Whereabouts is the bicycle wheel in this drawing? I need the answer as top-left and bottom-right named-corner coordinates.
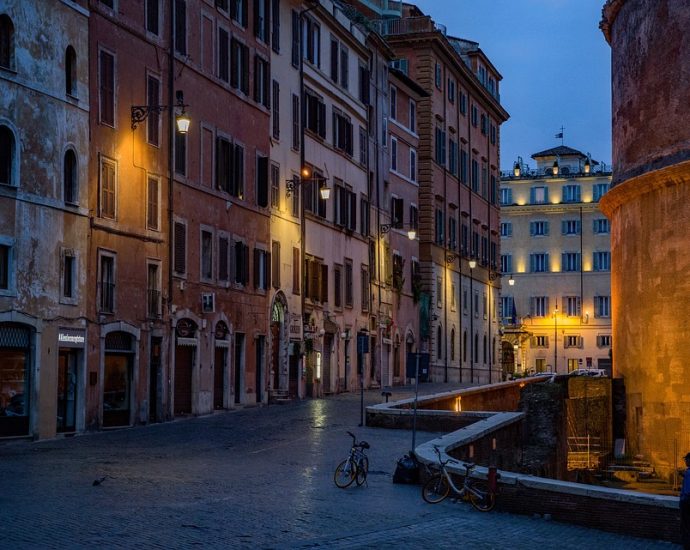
top-left (355, 456), bottom-right (369, 486)
top-left (422, 474), bottom-right (450, 504)
top-left (334, 459), bottom-right (357, 488)
top-left (468, 480), bottom-right (496, 512)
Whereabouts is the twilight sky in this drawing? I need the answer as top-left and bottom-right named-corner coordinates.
top-left (412, 0), bottom-right (612, 171)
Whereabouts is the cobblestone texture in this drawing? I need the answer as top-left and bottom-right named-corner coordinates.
top-left (0, 383), bottom-right (679, 549)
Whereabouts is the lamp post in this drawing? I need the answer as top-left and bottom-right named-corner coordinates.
top-left (553, 302), bottom-right (559, 374)
top-left (468, 257), bottom-right (476, 384)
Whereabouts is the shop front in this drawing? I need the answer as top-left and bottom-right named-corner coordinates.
top-left (0, 323), bottom-right (32, 437)
top-left (103, 331), bottom-right (135, 428)
top-left (57, 328), bottom-right (85, 433)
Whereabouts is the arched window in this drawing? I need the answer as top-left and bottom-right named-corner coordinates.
top-left (450, 329), bottom-right (455, 361)
top-left (65, 45), bottom-right (77, 96)
top-left (63, 149), bottom-right (77, 203)
top-left (436, 325), bottom-right (443, 360)
top-left (0, 15), bottom-right (14, 70)
top-left (0, 125), bottom-right (15, 186)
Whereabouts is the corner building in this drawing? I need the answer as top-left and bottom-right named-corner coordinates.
top-left (601, 0), bottom-right (690, 477)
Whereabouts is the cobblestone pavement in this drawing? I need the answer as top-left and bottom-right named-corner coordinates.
top-left (0, 383), bottom-right (678, 549)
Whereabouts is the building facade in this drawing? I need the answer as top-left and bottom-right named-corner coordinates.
top-left (0, 0), bottom-right (90, 439)
top-left (601, 0), bottom-right (690, 477)
top-left (499, 146), bottom-right (612, 378)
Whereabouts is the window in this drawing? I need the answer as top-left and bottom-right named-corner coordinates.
top-left (270, 162), bottom-right (279, 208)
top-left (345, 260), bottom-right (353, 307)
top-left (448, 138), bottom-right (458, 176)
top-left (256, 154), bottom-right (269, 208)
top-left (447, 78), bottom-right (455, 102)
top-left (292, 94), bottom-right (300, 150)
top-left (230, 39), bottom-right (249, 94)
top-left (561, 252), bottom-right (581, 272)
top-left (459, 91), bottom-right (466, 115)
top-left (99, 157), bottom-right (116, 219)
top-left (253, 248), bottom-right (269, 290)
top-left (305, 258), bottom-right (327, 302)
top-left (359, 64), bottom-right (370, 104)
top-left (272, 80), bottom-right (280, 139)
top-left (0, 242), bottom-right (11, 291)
top-left (593, 183), bottom-right (610, 201)
top-left (215, 136), bottom-right (232, 191)
top-left (201, 229), bottom-right (213, 281)
top-left (409, 205), bottom-right (418, 233)
top-left (359, 126), bottom-right (367, 166)
top-left (333, 264), bottom-right (342, 309)
top-left (562, 184), bottom-right (581, 203)
top-left (361, 265), bottom-right (369, 312)
top-left (435, 127), bottom-right (446, 166)
top-left (175, 132), bottom-right (186, 175)
top-left (434, 62), bottom-right (441, 88)
top-left (562, 219), bottom-right (581, 235)
top-left (271, 0), bottom-right (280, 52)
top-left (389, 85), bottom-right (397, 120)
top-left (100, 0), bottom-right (114, 7)
top-left (0, 126), bottom-right (14, 186)
top-left (436, 277), bottom-right (443, 308)
top-left (334, 183), bottom-right (356, 231)
top-left (594, 295), bottom-right (610, 318)
top-left (471, 105), bottom-right (478, 127)
top-left (305, 90), bottom-right (326, 138)
top-left (435, 209), bottom-right (445, 245)
top-left (218, 235), bottom-right (230, 282)
top-left (173, 221), bottom-right (187, 275)
top-left (146, 74), bottom-right (161, 146)
top-left (254, 0), bottom-right (270, 43)
top-left (460, 149), bottom-right (468, 185)
top-left (500, 222), bottom-right (512, 237)
top-left (99, 49), bottom-right (115, 126)
top-left (332, 109), bottom-right (353, 155)
top-left (0, 14), bottom-right (15, 70)
top-left (490, 124), bottom-right (496, 145)
top-left (292, 246), bottom-right (300, 295)
top-left (291, 175), bottom-right (300, 217)
top-left (530, 186), bottom-right (548, 204)
top-left (63, 149), bottom-right (78, 204)
top-left (500, 296), bottom-right (514, 321)
top-left (360, 196), bottom-right (370, 236)
top-left (234, 240), bottom-right (250, 285)
top-left (302, 16), bottom-right (320, 66)
top-left (533, 335), bottom-right (549, 348)
top-left (530, 296), bottom-right (549, 317)
top-left (500, 254), bottom-right (512, 274)
top-left (65, 46), bottom-right (77, 96)
top-left (480, 113), bottom-right (487, 135)
top-left (147, 175), bottom-right (160, 230)
top-left (471, 159), bottom-right (478, 192)
top-left (565, 335), bottom-right (582, 349)
top-left (147, 262), bottom-right (160, 317)
top-left (218, 27), bottom-right (230, 82)
top-left (329, 38), bottom-right (348, 89)
top-left (564, 296), bottom-right (581, 317)
top-left (174, 0), bottom-right (187, 55)
top-left (62, 251), bottom-right (75, 299)
top-left (409, 149), bottom-right (417, 182)
top-left (99, 254), bottom-right (115, 313)
top-left (530, 220), bottom-right (549, 236)
top-left (593, 218), bottom-right (610, 234)
top-left (146, 0), bottom-right (159, 35)
top-left (409, 100), bottom-right (416, 132)
top-left (231, 0), bottom-right (248, 27)
top-left (291, 9), bottom-right (299, 67)
top-left (593, 251), bottom-right (611, 271)
top-left (390, 197), bottom-right (403, 228)
top-left (254, 56), bottom-right (270, 108)
top-left (529, 253), bottom-right (549, 273)
top-left (390, 137), bottom-right (398, 171)
top-left (597, 335), bottom-right (612, 347)
top-left (271, 240), bottom-right (280, 288)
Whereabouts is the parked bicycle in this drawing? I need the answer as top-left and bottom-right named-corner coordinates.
top-left (422, 445), bottom-right (496, 511)
top-left (334, 431), bottom-right (370, 488)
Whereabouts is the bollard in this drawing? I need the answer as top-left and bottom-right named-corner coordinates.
top-left (381, 390), bottom-right (392, 403)
top-left (488, 466), bottom-right (500, 493)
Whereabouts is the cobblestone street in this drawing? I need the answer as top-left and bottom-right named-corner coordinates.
top-left (0, 385), bottom-right (678, 549)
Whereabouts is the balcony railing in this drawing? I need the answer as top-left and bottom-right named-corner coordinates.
top-left (374, 16), bottom-right (446, 37)
top-left (359, 0), bottom-right (402, 17)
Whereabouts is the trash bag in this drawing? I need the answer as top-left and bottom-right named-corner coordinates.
top-left (393, 454), bottom-right (419, 484)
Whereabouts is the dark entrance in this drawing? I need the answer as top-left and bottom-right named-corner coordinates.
top-left (214, 347), bottom-right (226, 409)
top-left (0, 323), bottom-right (31, 437)
top-left (174, 346), bottom-right (194, 415)
top-left (103, 331), bottom-right (134, 428)
top-left (288, 351), bottom-right (299, 398)
top-left (271, 322), bottom-right (280, 389)
top-left (322, 334), bottom-right (333, 393)
top-left (149, 337), bottom-right (162, 422)
top-left (57, 350), bottom-right (77, 432)
top-left (256, 336), bottom-right (265, 403)
top-left (234, 333), bottom-right (244, 404)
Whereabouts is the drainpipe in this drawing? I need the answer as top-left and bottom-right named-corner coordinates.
top-left (167, 0), bottom-right (175, 421)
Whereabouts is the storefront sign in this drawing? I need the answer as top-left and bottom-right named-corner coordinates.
top-left (58, 328), bottom-right (85, 348)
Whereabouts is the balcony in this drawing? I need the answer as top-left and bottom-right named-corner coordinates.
top-left (374, 16), bottom-right (446, 37)
top-left (359, 0), bottom-right (402, 18)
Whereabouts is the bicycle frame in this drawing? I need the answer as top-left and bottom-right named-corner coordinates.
top-left (438, 463), bottom-right (484, 500)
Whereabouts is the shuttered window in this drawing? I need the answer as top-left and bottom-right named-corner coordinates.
top-left (174, 222), bottom-right (186, 275)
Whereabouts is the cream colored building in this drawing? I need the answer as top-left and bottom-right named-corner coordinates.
top-left (499, 146), bottom-right (612, 377)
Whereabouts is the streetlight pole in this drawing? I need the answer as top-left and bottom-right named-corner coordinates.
top-left (469, 257), bottom-right (476, 384)
top-left (553, 302), bottom-right (558, 373)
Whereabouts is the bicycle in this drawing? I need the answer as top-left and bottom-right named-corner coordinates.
top-left (334, 431), bottom-right (370, 488)
top-left (421, 445), bottom-right (496, 511)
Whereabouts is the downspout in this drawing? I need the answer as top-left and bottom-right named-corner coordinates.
top-left (442, 64), bottom-right (448, 384)
top-left (167, 0), bottom-right (175, 420)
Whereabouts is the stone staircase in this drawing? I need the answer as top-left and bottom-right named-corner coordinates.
top-left (268, 389), bottom-right (292, 405)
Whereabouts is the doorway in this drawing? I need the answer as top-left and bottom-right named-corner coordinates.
top-left (214, 347), bottom-right (226, 409)
top-left (174, 346), bottom-right (194, 415)
top-left (322, 334), bottom-right (333, 393)
top-left (148, 337), bottom-right (161, 422)
top-left (103, 353), bottom-right (132, 427)
top-left (256, 336), bottom-right (265, 403)
top-left (57, 350), bottom-right (78, 432)
top-left (234, 333), bottom-right (244, 404)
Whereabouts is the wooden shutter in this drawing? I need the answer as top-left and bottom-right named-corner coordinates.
top-left (330, 38), bottom-right (339, 82)
top-left (293, 247), bottom-right (300, 295)
top-left (174, 222), bottom-right (186, 275)
top-left (320, 264), bottom-right (328, 303)
top-left (253, 247), bottom-right (260, 288)
top-left (272, 241), bottom-right (280, 288)
top-left (257, 155), bottom-right (269, 207)
top-left (219, 237), bottom-right (229, 281)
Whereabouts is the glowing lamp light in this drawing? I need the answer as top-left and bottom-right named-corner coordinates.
top-left (407, 229), bottom-right (417, 240)
top-left (584, 158), bottom-right (591, 174)
top-left (176, 110), bottom-right (191, 134)
top-left (469, 258), bottom-right (477, 269)
top-left (513, 161), bottom-right (521, 177)
top-left (508, 274), bottom-right (515, 286)
top-left (552, 160), bottom-right (559, 176)
top-left (319, 185), bottom-right (331, 200)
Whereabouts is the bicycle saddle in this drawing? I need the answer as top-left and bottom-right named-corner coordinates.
top-left (359, 441), bottom-right (370, 449)
top-left (464, 462), bottom-right (476, 469)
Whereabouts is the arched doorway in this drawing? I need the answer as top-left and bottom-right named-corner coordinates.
top-left (270, 294), bottom-right (288, 392)
top-left (0, 323), bottom-right (32, 437)
top-left (103, 331), bottom-right (135, 427)
top-left (214, 321), bottom-right (230, 409)
top-left (175, 318), bottom-right (197, 415)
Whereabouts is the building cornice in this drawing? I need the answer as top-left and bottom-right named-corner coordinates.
top-left (600, 0), bottom-right (628, 44)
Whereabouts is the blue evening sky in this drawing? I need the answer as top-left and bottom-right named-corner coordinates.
top-left (412, 0), bottom-right (612, 171)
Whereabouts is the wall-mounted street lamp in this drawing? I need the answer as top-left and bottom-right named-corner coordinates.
top-left (552, 159), bottom-right (560, 176)
top-left (286, 167), bottom-right (331, 200)
top-left (508, 273), bottom-right (515, 286)
top-left (513, 156), bottom-right (523, 177)
top-left (380, 222), bottom-right (417, 240)
top-left (468, 258), bottom-right (477, 269)
top-left (131, 90), bottom-right (190, 134)
top-left (584, 157), bottom-right (591, 175)
top-left (445, 253), bottom-right (458, 264)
